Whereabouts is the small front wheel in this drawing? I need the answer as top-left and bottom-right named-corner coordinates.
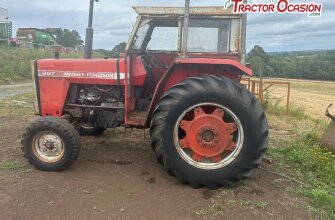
top-left (21, 117), bottom-right (81, 171)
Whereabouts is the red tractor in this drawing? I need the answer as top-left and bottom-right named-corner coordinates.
top-left (21, 5), bottom-right (268, 188)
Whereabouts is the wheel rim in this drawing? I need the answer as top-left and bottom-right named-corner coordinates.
top-left (174, 103), bottom-right (244, 170)
top-left (32, 131), bottom-right (65, 163)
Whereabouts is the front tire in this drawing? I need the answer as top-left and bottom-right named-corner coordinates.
top-left (150, 75), bottom-right (268, 188)
top-left (21, 117), bottom-right (81, 171)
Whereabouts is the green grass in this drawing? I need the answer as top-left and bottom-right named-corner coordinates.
top-left (271, 132), bottom-right (335, 218)
top-left (0, 162), bottom-right (27, 171)
top-left (0, 93), bottom-right (34, 117)
top-left (262, 92), bottom-right (308, 120)
top-left (0, 137), bottom-right (6, 145)
top-left (0, 47), bottom-right (105, 85)
top-left (255, 201), bottom-right (269, 210)
top-left (239, 199), bottom-right (253, 208)
top-left (265, 102), bottom-right (335, 219)
top-left (195, 203), bottom-right (225, 217)
top-left (1, 47), bottom-right (53, 84)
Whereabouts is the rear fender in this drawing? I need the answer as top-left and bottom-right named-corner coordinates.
top-left (145, 58), bottom-right (252, 126)
top-left (175, 58), bottom-right (252, 77)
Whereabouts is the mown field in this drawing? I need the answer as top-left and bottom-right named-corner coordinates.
top-left (263, 78), bottom-right (335, 120)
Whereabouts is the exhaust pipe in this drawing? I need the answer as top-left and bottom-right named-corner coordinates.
top-left (84, 0), bottom-right (99, 59)
top-left (181, 0), bottom-right (190, 58)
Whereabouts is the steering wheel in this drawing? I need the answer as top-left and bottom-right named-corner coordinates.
top-left (145, 50), bottom-right (169, 70)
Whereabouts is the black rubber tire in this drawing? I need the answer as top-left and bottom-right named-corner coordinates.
top-left (150, 75), bottom-right (268, 188)
top-left (21, 117), bottom-right (81, 171)
top-left (74, 123), bottom-right (106, 136)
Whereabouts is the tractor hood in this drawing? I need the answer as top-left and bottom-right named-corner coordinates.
top-left (37, 59), bottom-right (126, 81)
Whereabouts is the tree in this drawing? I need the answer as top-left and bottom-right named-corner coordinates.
top-left (94, 42), bottom-right (127, 58)
top-left (56, 29), bottom-right (83, 48)
top-left (247, 46), bottom-right (335, 80)
top-left (112, 42), bottom-right (127, 57)
top-left (247, 45), bottom-right (270, 77)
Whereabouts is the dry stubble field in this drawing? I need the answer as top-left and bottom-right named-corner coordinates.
top-left (263, 78), bottom-right (335, 119)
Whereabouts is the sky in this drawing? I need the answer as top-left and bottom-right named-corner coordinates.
top-left (0, 0), bottom-right (334, 52)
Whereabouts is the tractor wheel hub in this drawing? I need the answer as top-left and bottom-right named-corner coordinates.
top-left (196, 126), bottom-right (219, 149)
top-left (32, 132), bottom-right (65, 163)
top-left (179, 107), bottom-right (237, 163)
top-left (201, 129), bottom-right (215, 143)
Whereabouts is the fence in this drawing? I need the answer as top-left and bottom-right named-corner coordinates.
top-left (241, 78), bottom-right (291, 113)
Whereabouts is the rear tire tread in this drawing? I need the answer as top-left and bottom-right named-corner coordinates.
top-left (150, 75), bottom-right (268, 188)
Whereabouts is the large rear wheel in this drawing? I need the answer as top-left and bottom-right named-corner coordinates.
top-left (150, 75), bottom-right (268, 188)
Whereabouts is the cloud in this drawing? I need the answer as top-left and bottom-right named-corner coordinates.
top-left (246, 0), bottom-right (335, 51)
top-left (0, 0), bottom-right (333, 51)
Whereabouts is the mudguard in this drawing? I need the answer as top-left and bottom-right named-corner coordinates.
top-left (175, 58), bottom-right (253, 76)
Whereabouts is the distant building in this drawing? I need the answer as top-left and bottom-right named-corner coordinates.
top-left (0, 7), bottom-right (8, 22)
top-left (0, 7), bottom-right (11, 43)
top-left (75, 45), bottom-right (84, 53)
top-left (45, 28), bottom-right (62, 34)
top-left (17, 28), bottom-right (55, 48)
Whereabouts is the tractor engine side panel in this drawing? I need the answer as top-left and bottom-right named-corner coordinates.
top-left (36, 59), bottom-right (128, 117)
top-left (39, 78), bottom-right (70, 116)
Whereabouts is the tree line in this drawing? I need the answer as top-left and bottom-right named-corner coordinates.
top-left (247, 45), bottom-right (335, 81)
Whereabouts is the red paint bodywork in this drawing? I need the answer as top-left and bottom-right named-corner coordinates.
top-left (36, 54), bottom-right (252, 127)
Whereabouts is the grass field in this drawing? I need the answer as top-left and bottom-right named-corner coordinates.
top-left (262, 78), bottom-right (335, 120)
top-left (0, 47), bottom-right (106, 85)
top-left (261, 79), bottom-right (335, 219)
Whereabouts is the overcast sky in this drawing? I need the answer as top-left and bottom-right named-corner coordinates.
top-left (0, 0), bottom-right (334, 52)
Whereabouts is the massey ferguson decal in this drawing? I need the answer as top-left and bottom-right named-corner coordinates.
top-left (227, 0), bottom-right (322, 17)
top-left (38, 70), bottom-right (126, 79)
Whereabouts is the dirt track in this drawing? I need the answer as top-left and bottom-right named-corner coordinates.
top-left (0, 83), bottom-right (32, 101)
top-left (0, 85), bottom-right (315, 220)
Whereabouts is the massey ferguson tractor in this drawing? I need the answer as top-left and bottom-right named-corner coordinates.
top-left (21, 2), bottom-right (268, 188)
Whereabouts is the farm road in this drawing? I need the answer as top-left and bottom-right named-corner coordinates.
top-left (0, 82), bottom-right (32, 100)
